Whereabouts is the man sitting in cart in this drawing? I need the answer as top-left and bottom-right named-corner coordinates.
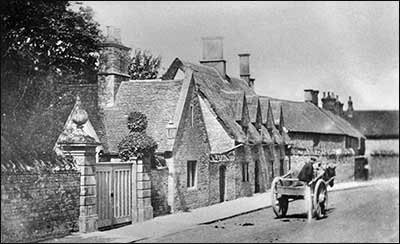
top-left (293, 157), bottom-right (336, 186)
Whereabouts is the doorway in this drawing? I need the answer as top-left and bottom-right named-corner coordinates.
top-left (255, 160), bottom-right (260, 193)
top-left (219, 165), bottom-right (226, 202)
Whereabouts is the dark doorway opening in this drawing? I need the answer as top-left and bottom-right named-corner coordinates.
top-left (255, 160), bottom-right (260, 193)
top-left (219, 165), bottom-right (226, 202)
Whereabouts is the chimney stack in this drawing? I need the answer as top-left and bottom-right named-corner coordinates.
top-left (304, 89), bottom-right (319, 106)
top-left (334, 96), bottom-right (344, 116)
top-left (238, 53), bottom-right (252, 87)
top-left (97, 26), bottom-right (130, 108)
top-left (321, 91), bottom-right (337, 113)
top-left (105, 26), bottom-right (122, 44)
top-left (347, 96), bottom-right (354, 118)
top-left (200, 37), bottom-right (226, 78)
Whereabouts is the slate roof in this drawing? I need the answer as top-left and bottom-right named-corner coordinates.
top-left (105, 79), bottom-right (185, 153)
top-left (259, 96), bottom-right (364, 139)
top-left (321, 110), bottom-right (365, 139)
top-left (346, 110), bottom-right (399, 139)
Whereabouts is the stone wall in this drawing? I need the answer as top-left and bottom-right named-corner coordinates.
top-left (368, 155), bottom-right (399, 179)
top-left (172, 86), bottom-right (211, 211)
top-left (1, 161), bottom-right (80, 243)
top-left (150, 168), bottom-right (170, 217)
top-left (289, 132), bottom-right (345, 153)
top-left (366, 139), bottom-right (399, 155)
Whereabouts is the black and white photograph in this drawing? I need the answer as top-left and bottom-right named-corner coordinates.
top-left (1, 1), bottom-right (399, 243)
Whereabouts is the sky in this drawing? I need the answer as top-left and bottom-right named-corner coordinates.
top-left (82, 1), bottom-right (399, 110)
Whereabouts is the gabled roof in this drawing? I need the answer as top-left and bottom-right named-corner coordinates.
top-left (260, 96), bottom-right (347, 136)
top-left (198, 94), bottom-right (235, 153)
top-left (278, 105), bottom-right (292, 144)
top-left (346, 110), bottom-right (399, 139)
top-left (321, 109), bottom-right (365, 139)
top-left (165, 59), bottom-right (248, 143)
top-left (163, 57), bottom-right (365, 148)
top-left (248, 123), bottom-right (262, 144)
top-left (246, 95), bottom-right (259, 123)
top-left (260, 125), bottom-right (273, 145)
top-left (104, 79), bottom-right (185, 153)
top-left (265, 100), bottom-right (283, 144)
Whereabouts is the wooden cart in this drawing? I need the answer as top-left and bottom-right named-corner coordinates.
top-left (271, 169), bottom-right (335, 222)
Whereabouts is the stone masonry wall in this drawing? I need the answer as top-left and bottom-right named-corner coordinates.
top-left (150, 168), bottom-right (171, 217)
top-left (289, 132), bottom-right (345, 153)
top-left (1, 165), bottom-right (80, 243)
top-left (234, 145), bottom-right (254, 199)
top-left (173, 86), bottom-right (211, 211)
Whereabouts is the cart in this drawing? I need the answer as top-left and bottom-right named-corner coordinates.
top-left (271, 167), bottom-right (335, 221)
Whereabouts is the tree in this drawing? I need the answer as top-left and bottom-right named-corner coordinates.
top-left (118, 112), bottom-right (157, 160)
top-left (128, 49), bottom-right (162, 80)
top-left (1, 1), bottom-right (103, 162)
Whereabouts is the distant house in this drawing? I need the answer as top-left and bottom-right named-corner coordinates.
top-left (55, 31), bottom-right (365, 216)
top-left (343, 99), bottom-right (399, 155)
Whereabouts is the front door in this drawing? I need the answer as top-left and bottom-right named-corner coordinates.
top-left (219, 165), bottom-right (226, 202)
top-left (255, 160), bottom-right (260, 193)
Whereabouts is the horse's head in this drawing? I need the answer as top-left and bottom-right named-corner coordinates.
top-left (323, 163), bottom-right (336, 187)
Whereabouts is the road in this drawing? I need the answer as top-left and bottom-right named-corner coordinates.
top-left (139, 179), bottom-right (399, 243)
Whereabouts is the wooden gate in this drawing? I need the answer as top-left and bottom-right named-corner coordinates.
top-left (96, 162), bottom-right (134, 228)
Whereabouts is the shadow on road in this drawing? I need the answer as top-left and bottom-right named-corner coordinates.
top-left (277, 207), bottom-right (336, 222)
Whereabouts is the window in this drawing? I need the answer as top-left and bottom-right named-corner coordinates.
top-left (187, 161), bottom-right (197, 188)
top-left (345, 136), bottom-right (351, 148)
top-left (242, 162), bottom-right (249, 182)
top-left (313, 135), bottom-right (320, 147)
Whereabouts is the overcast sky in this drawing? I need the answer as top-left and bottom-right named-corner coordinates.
top-left (82, 1), bottom-right (399, 110)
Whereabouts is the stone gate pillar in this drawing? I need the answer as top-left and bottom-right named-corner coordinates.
top-left (132, 156), bottom-right (153, 222)
top-left (58, 96), bottom-right (100, 233)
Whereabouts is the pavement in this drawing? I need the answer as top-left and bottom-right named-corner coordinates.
top-left (41, 177), bottom-right (398, 243)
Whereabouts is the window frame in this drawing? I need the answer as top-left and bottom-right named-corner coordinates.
top-left (187, 160), bottom-right (197, 189)
top-left (242, 162), bottom-right (249, 182)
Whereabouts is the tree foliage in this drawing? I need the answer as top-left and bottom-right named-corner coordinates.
top-left (127, 111), bottom-right (148, 132)
top-left (128, 49), bottom-right (161, 80)
top-left (118, 112), bottom-right (157, 160)
top-left (1, 1), bottom-right (103, 162)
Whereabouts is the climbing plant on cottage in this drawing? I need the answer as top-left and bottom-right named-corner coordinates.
top-left (118, 112), bottom-right (157, 160)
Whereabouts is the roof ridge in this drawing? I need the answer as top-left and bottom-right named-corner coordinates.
top-left (259, 95), bottom-right (305, 104)
top-left (125, 79), bottom-right (183, 83)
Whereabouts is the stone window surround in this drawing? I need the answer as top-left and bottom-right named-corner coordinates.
top-left (187, 160), bottom-right (197, 189)
top-left (242, 162), bottom-right (249, 182)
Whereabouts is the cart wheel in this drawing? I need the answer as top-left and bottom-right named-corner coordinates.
top-left (271, 177), bottom-right (289, 218)
top-left (313, 179), bottom-right (328, 219)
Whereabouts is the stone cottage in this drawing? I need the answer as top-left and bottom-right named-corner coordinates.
top-left (55, 29), bottom-right (365, 225)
